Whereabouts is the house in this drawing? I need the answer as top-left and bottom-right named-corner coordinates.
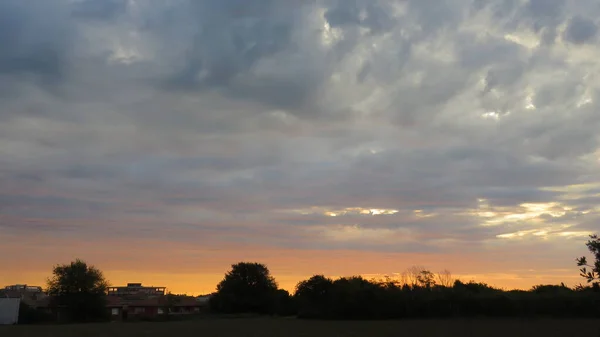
top-left (106, 296), bottom-right (164, 319)
top-left (105, 283), bottom-right (209, 320)
top-left (106, 295), bottom-right (209, 320)
top-left (1, 283), bottom-right (210, 322)
top-left (0, 285), bottom-right (49, 311)
top-left (167, 296), bottom-right (210, 315)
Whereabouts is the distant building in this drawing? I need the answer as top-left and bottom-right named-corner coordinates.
top-left (1, 285), bottom-right (47, 304)
top-left (0, 284), bottom-right (50, 315)
top-left (106, 295), bottom-right (209, 320)
top-left (107, 283), bottom-right (166, 297)
top-left (3, 284), bottom-right (43, 294)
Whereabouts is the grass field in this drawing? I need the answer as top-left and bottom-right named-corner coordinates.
top-left (2, 317), bottom-right (600, 337)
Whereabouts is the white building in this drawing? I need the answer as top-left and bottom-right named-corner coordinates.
top-left (0, 298), bottom-right (20, 325)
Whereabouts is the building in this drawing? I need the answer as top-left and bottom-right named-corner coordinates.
top-left (105, 282), bottom-right (209, 320)
top-left (0, 284), bottom-right (51, 322)
top-left (107, 283), bottom-right (166, 297)
top-left (2, 282), bottom-right (210, 322)
top-left (3, 285), bottom-right (43, 293)
top-left (1, 285), bottom-right (48, 308)
top-left (106, 295), bottom-right (209, 320)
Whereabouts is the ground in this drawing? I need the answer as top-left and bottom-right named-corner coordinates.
top-left (2, 317), bottom-right (600, 337)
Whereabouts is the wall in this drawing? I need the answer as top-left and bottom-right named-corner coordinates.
top-left (0, 298), bottom-right (21, 325)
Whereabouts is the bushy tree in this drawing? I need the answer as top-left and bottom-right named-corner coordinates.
top-left (531, 283), bottom-right (572, 294)
top-left (294, 275), bottom-right (334, 318)
top-left (46, 259), bottom-right (109, 322)
top-left (273, 289), bottom-right (296, 316)
top-left (291, 273), bottom-right (600, 320)
top-left (577, 234), bottom-right (600, 287)
top-left (416, 270), bottom-right (436, 288)
top-left (405, 266), bottom-right (437, 288)
top-left (209, 262), bottom-right (279, 314)
top-left (295, 275), bottom-right (333, 303)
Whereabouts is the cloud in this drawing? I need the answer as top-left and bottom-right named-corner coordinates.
top-left (1, 0), bottom-right (600, 290)
top-left (0, 0), bottom-right (72, 96)
top-left (563, 15), bottom-right (598, 44)
top-left (71, 0), bottom-right (127, 21)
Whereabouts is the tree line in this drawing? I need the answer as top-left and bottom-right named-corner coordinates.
top-left (16, 234), bottom-right (600, 323)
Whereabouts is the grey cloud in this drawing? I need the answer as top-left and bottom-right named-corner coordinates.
top-left (158, 1), bottom-right (300, 104)
top-left (563, 15), bottom-right (598, 44)
top-left (525, 0), bottom-right (565, 31)
top-left (324, 0), bottom-right (395, 34)
top-left (407, 0), bottom-right (464, 34)
top-left (2, 0), bottom-right (600, 261)
top-left (0, 1), bottom-right (71, 83)
top-left (526, 0), bottom-right (564, 18)
top-left (71, 0), bottom-right (127, 20)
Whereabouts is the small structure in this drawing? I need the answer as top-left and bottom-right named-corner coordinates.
top-left (108, 283), bottom-right (166, 297)
top-left (0, 298), bottom-right (21, 325)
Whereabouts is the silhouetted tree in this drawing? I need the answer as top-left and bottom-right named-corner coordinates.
top-left (453, 280), bottom-right (498, 294)
top-left (273, 289), bottom-right (296, 316)
top-left (209, 262), bottom-right (279, 314)
top-left (436, 269), bottom-right (454, 287)
top-left (17, 302), bottom-right (53, 324)
top-left (291, 273), bottom-right (600, 320)
top-left (531, 283), bottom-right (572, 294)
top-left (577, 234), bottom-right (600, 287)
top-left (405, 266), bottom-right (436, 288)
top-left (417, 270), bottom-right (436, 288)
top-left (46, 259), bottom-right (109, 322)
top-left (294, 275), bottom-right (334, 318)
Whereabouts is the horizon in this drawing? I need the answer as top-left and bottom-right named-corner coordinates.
top-left (1, 0), bottom-right (600, 295)
top-left (1, 257), bottom-right (586, 296)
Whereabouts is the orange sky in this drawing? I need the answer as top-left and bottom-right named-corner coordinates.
top-left (0, 237), bottom-right (586, 295)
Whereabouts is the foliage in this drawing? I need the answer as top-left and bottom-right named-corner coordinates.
top-left (273, 289), bottom-right (296, 316)
top-left (293, 274), bottom-right (600, 320)
top-left (436, 270), bottom-right (454, 288)
top-left (294, 275), bottom-right (334, 318)
top-left (161, 292), bottom-right (183, 318)
top-left (416, 270), bottom-right (436, 288)
top-left (46, 259), bottom-right (109, 322)
top-left (530, 283), bottom-right (571, 294)
top-left (17, 302), bottom-right (54, 324)
top-left (576, 234), bottom-right (600, 286)
top-left (209, 262), bottom-right (280, 314)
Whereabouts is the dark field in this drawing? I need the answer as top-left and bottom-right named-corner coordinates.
top-left (2, 318), bottom-right (600, 337)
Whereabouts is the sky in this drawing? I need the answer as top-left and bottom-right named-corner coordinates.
top-left (1, 0), bottom-right (600, 295)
